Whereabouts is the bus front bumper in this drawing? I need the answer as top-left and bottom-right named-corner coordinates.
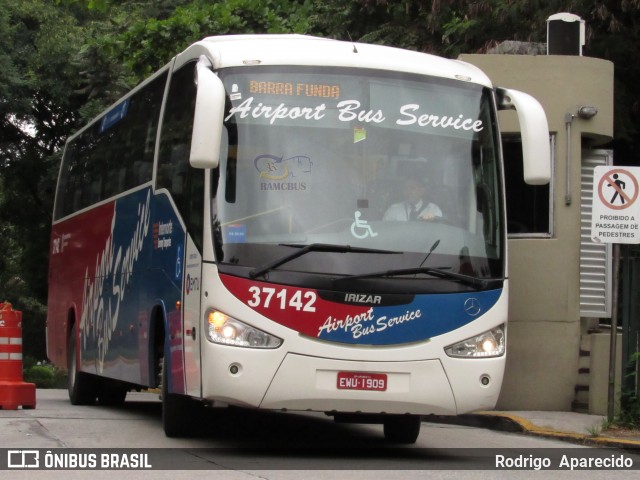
top-left (201, 348), bottom-right (504, 415)
top-left (259, 353), bottom-right (457, 415)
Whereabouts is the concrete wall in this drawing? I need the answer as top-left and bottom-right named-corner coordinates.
top-left (459, 54), bottom-right (614, 410)
top-left (589, 333), bottom-right (622, 416)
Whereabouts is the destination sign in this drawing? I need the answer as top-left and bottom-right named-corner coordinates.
top-left (249, 81), bottom-right (341, 98)
top-left (224, 71), bottom-right (486, 138)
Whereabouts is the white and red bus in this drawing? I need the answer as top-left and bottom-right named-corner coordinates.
top-left (47, 35), bottom-right (550, 443)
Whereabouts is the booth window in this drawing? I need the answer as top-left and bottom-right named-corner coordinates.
top-left (503, 134), bottom-right (554, 237)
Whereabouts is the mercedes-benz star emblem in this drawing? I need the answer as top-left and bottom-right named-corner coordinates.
top-left (464, 297), bottom-right (481, 316)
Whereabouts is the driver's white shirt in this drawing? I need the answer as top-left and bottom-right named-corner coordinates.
top-left (383, 200), bottom-right (443, 221)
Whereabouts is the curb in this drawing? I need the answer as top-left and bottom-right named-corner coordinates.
top-left (424, 412), bottom-right (640, 450)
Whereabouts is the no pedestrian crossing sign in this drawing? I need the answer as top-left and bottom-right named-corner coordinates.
top-left (591, 166), bottom-right (640, 244)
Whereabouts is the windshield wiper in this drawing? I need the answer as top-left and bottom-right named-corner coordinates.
top-left (334, 266), bottom-right (497, 289)
top-left (249, 243), bottom-right (401, 279)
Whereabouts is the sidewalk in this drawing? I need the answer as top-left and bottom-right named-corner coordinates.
top-left (426, 411), bottom-right (640, 449)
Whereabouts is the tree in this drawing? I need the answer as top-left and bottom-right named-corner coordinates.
top-left (0, 0), bottom-right (94, 358)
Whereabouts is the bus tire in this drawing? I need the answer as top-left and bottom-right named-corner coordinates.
top-left (383, 415), bottom-right (421, 444)
top-left (161, 355), bottom-right (190, 437)
top-left (67, 331), bottom-right (98, 405)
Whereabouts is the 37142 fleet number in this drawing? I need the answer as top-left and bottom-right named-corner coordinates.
top-left (247, 286), bottom-right (317, 312)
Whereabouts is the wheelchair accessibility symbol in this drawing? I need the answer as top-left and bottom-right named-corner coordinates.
top-left (350, 211), bottom-right (378, 239)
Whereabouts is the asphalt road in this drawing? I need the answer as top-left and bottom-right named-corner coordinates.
top-left (0, 389), bottom-right (638, 479)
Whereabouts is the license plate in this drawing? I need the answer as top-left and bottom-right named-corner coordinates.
top-left (337, 372), bottom-right (387, 391)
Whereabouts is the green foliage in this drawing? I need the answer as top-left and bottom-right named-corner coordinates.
top-left (55, 1), bottom-right (315, 104)
top-left (618, 352), bottom-right (640, 428)
top-left (114, 0), bottom-right (314, 80)
top-left (0, 1), bottom-right (88, 359)
top-left (23, 363), bottom-right (68, 388)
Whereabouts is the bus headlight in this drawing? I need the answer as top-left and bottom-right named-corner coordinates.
top-left (205, 309), bottom-right (282, 348)
top-left (444, 325), bottom-right (505, 358)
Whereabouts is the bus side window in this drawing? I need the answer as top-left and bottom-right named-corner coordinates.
top-left (53, 72), bottom-right (166, 220)
top-left (157, 62), bottom-right (204, 251)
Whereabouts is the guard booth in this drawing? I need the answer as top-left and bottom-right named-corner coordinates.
top-left (459, 13), bottom-right (620, 413)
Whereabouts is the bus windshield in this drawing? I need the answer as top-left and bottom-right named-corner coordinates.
top-left (213, 67), bottom-right (503, 291)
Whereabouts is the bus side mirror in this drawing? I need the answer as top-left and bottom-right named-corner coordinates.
top-left (496, 87), bottom-right (551, 185)
top-left (189, 55), bottom-right (226, 169)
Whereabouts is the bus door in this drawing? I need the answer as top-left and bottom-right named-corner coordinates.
top-left (156, 59), bottom-right (206, 397)
top-left (183, 234), bottom-right (202, 397)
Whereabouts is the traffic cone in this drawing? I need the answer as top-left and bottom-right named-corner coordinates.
top-left (0, 302), bottom-right (36, 410)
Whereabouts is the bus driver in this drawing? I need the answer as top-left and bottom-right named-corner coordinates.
top-left (383, 177), bottom-right (443, 221)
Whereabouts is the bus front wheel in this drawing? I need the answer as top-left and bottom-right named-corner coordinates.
top-left (161, 355), bottom-right (194, 437)
top-left (383, 415), bottom-right (421, 444)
